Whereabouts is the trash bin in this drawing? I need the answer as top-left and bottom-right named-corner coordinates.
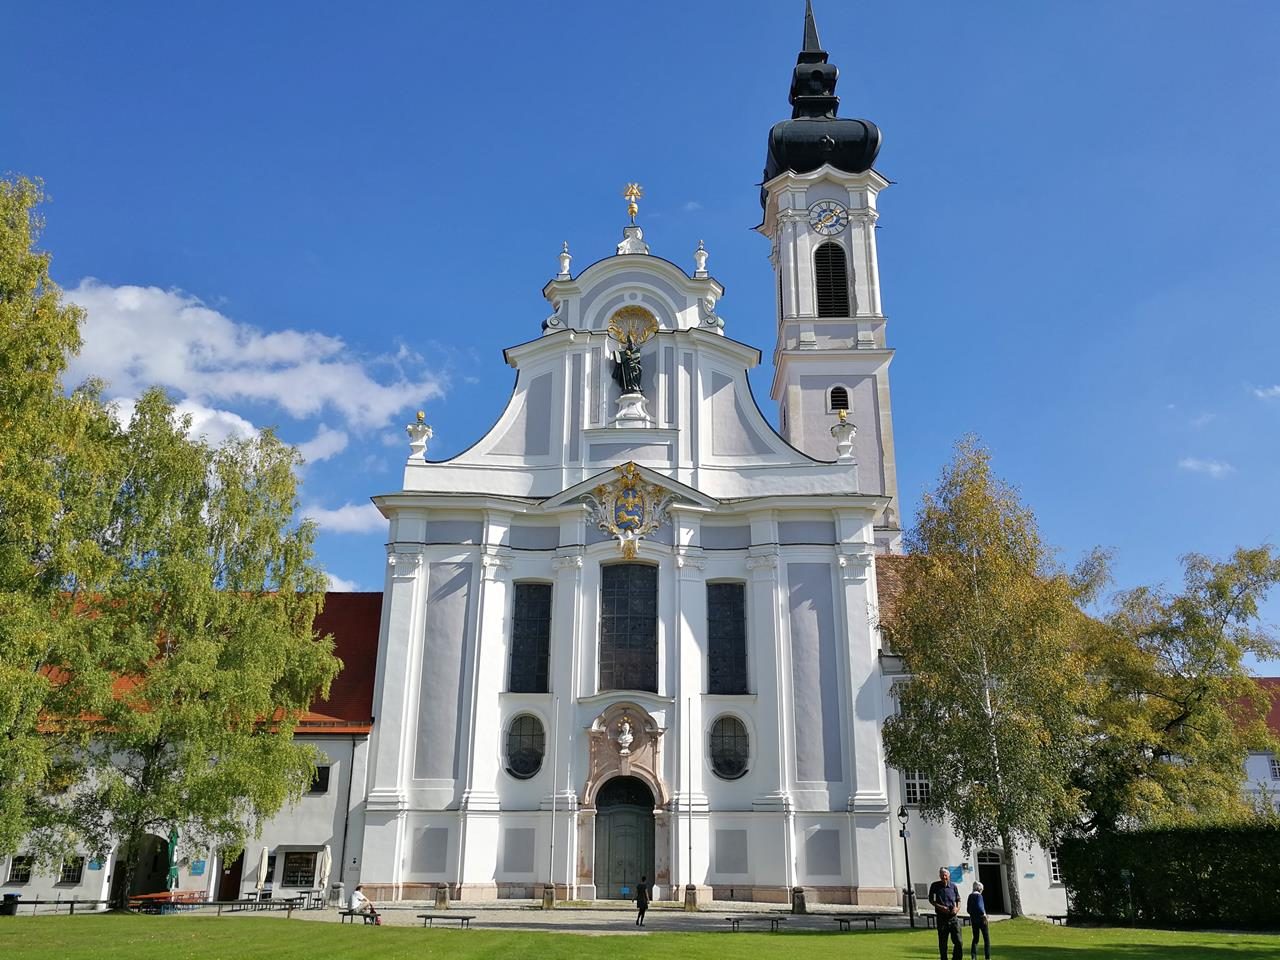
top-left (791, 886), bottom-right (807, 914)
top-left (1, 894), bottom-right (20, 916)
top-left (330, 882), bottom-right (344, 908)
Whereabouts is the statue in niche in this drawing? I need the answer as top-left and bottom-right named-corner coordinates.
top-left (611, 333), bottom-right (643, 395)
top-left (616, 718), bottom-right (634, 756)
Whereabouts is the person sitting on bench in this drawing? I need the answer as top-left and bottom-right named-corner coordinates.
top-left (350, 885), bottom-right (381, 925)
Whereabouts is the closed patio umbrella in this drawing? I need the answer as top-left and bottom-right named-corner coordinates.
top-left (166, 827), bottom-right (180, 894)
top-left (255, 847), bottom-right (270, 893)
top-left (317, 846), bottom-right (332, 903)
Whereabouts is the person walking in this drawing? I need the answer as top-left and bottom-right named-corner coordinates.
top-left (967, 881), bottom-right (991, 960)
top-left (635, 875), bottom-right (650, 926)
top-left (928, 867), bottom-right (963, 960)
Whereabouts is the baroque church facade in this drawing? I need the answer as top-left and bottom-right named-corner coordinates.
top-left (4, 6), bottom-right (1077, 915)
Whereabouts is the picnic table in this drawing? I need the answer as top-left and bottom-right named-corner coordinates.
top-left (417, 913), bottom-right (476, 928)
top-left (724, 915), bottom-right (787, 932)
top-left (128, 891), bottom-right (206, 914)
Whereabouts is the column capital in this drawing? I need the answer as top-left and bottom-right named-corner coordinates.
top-left (553, 552), bottom-right (585, 572)
top-left (386, 545), bottom-right (425, 579)
top-left (480, 549), bottom-right (512, 581)
top-left (836, 544), bottom-right (875, 582)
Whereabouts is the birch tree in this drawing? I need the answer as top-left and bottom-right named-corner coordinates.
top-left (881, 437), bottom-right (1098, 917)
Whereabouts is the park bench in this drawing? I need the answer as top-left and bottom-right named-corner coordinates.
top-left (417, 912), bottom-right (476, 928)
top-left (724, 915), bottom-right (786, 932)
top-left (1047, 914), bottom-right (1068, 925)
top-left (338, 908), bottom-right (378, 924)
top-left (924, 913), bottom-right (971, 929)
top-left (832, 913), bottom-right (888, 931)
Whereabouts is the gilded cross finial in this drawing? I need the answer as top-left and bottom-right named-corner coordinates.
top-left (623, 182), bottom-right (644, 224)
top-left (416, 410), bottom-right (425, 423)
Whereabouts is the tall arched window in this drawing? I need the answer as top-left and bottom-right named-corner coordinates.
top-left (814, 241), bottom-right (850, 318)
top-left (509, 582), bottom-right (552, 693)
top-left (599, 563), bottom-right (658, 692)
top-left (707, 582), bottom-right (748, 695)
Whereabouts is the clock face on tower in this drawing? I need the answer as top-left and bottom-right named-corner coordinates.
top-left (808, 200), bottom-right (849, 236)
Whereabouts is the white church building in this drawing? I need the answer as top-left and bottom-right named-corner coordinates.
top-left (5, 5), bottom-right (1088, 915)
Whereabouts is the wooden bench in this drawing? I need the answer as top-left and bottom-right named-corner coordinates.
top-left (924, 913), bottom-right (971, 929)
top-left (724, 915), bottom-right (786, 932)
top-left (1047, 914), bottom-right (1068, 926)
top-left (833, 913), bottom-right (887, 931)
top-left (338, 908), bottom-right (378, 924)
top-left (417, 913), bottom-right (476, 928)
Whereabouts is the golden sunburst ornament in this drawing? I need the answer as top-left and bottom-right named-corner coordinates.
top-left (607, 305), bottom-right (658, 346)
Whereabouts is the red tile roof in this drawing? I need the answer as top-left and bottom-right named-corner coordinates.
top-left (300, 593), bottom-right (382, 734)
top-left (1257, 677), bottom-right (1280, 738)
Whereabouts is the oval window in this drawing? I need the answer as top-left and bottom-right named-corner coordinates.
top-left (710, 716), bottom-right (749, 780)
top-left (505, 714), bottom-right (546, 780)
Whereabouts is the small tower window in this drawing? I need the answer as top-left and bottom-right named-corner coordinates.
top-left (829, 385), bottom-right (850, 412)
top-left (814, 241), bottom-right (850, 318)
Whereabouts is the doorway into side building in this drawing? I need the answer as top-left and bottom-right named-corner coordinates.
top-left (110, 834), bottom-right (169, 904)
top-left (217, 849), bottom-right (244, 901)
top-left (594, 776), bottom-right (655, 900)
top-left (976, 850), bottom-right (1007, 913)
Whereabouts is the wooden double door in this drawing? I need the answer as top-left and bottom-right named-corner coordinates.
top-left (594, 777), bottom-right (655, 900)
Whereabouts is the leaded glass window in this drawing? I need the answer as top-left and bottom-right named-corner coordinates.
top-left (599, 563), bottom-right (658, 693)
top-left (707, 582), bottom-right (748, 694)
top-left (509, 582), bottom-right (552, 693)
top-left (505, 714), bottom-right (546, 779)
top-left (710, 716), bottom-right (749, 780)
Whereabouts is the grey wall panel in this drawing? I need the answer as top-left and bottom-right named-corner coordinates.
top-left (804, 828), bottom-right (842, 876)
top-left (509, 525), bottom-right (560, 550)
top-left (588, 442), bottom-right (672, 463)
top-left (710, 372), bottom-right (774, 456)
top-left (663, 345), bottom-right (675, 425)
top-left (424, 520), bottom-right (483, 545)
top-left (412, 826), bottom-right (451, 874)
top-left (787, 563), bottom-right (843, 782)
top-left (590, 348), bottom-right (603, 426)
top-left (715, 829), bottom-right (749, 875)
top-left (569, 353), bottom-right (583, 463)
top-left (701, 525), bottom-right (751, 550)
top-left (491, 372), bottom-right (554, 457)
top-left (777, 521), bottom-right (837, 545)
top-left (502, 828), bottom-right (536, 875)
top-left (413, 562), bottom-right (474, 780)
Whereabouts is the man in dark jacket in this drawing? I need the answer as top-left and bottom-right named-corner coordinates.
top-left (928, 867), bottom-right (963, 960)
top-left (635, 875), bottom-right (650, 926)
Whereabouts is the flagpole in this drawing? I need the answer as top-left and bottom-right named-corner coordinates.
top-left (548, 696), bottom-right (560, 898)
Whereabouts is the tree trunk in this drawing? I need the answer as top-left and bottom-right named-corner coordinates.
top-left (114, 826), bottom-right (142, 910)
top-left (999, 830), bottom-right (1023, 918)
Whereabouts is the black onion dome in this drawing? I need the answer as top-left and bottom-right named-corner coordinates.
top-left (761, 1), bottom-right (881, 206)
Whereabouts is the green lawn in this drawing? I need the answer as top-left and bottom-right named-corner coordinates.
top-left (0, 915), bottom-right (1275, 960)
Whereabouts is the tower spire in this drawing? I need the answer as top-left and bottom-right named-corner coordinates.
top-left (802, 0), bottom-right (823, 54)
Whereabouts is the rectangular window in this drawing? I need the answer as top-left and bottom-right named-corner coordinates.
top-left (707, 582), bottom-right (748, 695)
top-left (309, 766), bottom-right (331, 794)
top-left (265, 854), bottom-right (277, 885)
top-left (58, 856), bottom-right (85, 885)
top-left (7, 856), bottom-right (33, 884)
top-left (599, 563), bottom-right (658, 693)
top-left (509, 582), bottom-right (553, 693)
top-left (281, 852), bottom-right (316, 887)
top-left (1049, 847), bottom-right (1062, 884)
top-left (1270, 755), bottom-right (1280, 780)
top-left (904, 770), bottom-right (931, 805)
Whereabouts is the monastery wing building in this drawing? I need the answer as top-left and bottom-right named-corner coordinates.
top-left (5, 5), bottom-right (1083, 916)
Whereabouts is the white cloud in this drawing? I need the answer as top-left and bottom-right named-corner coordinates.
top-left (1253, 385), bottom-right (1280, 400)
top-left (1178, 457), bottom-right (1235, 478)
top-left (65, 280), bottom-right (445, 429)
top-left (298, 424), bottom-right (349, 464)
top-left (1189, 412), bottom-right (1215, 428)
top-left (683, 201), bottom-right (703, 212)
top-left (324, 572), bottom-right (360, 592)
top-left (303, 501), bottom-right (385, 533)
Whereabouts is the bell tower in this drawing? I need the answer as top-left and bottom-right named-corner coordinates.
top-left (758, 1), bottom-right (901, 542)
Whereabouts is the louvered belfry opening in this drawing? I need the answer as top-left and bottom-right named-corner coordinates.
top-left (814, 241), bottom-right (851, 317)
top-left (830, 385), bottom-right (850, 411)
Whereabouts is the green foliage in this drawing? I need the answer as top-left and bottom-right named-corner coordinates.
top-left (0, 176), bottom-right (339, 883)
top-left (1074, 547), bottom-right (1280, 831)
top-left (1059, 823), bottom-right (1280, 929)
top-left (880, 437), bottom-right (1096, 916)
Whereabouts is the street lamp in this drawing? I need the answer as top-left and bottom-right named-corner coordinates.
top-left (897, 805), bottom-right (916, 928)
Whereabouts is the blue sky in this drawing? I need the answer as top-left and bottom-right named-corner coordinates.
top-left (4, 1), bottom-right (1278, 638)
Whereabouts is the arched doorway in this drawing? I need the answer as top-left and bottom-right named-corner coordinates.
top-left (110, 834), bottom-right (169, 904)
top-left (594, 776), bottom-right (655, 900)
top-left (976, 850), bottom-right (1007, 913)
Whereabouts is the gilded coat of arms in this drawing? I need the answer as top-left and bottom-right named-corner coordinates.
top-left (582, 462), bottom-right (675, 559)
